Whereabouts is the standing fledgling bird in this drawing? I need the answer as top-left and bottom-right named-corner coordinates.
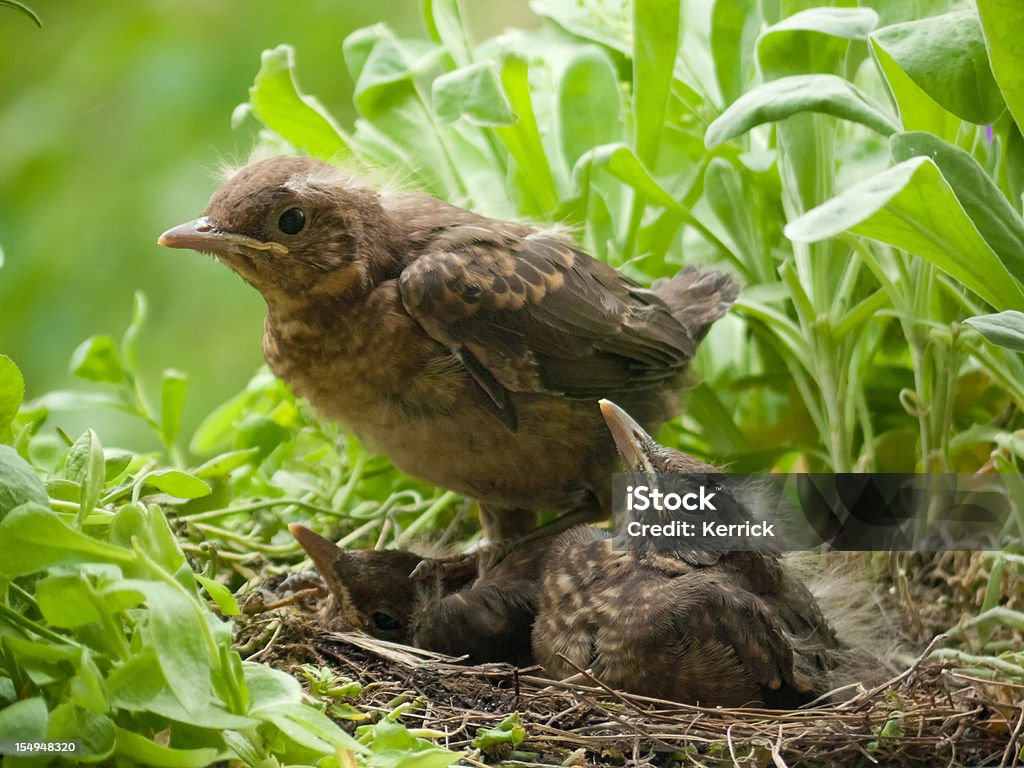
top-left (160, 157), bottom-right (738, 540)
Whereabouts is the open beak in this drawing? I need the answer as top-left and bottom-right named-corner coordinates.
top-left (289, 523), bottom-right (341, 575)
top-left (158, 217), bottom-right (288, 256)
top-left (599, 399), bottom-right (658, 476)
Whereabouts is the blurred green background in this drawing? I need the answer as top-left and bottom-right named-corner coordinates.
top-left (0, 0), bottom-right (533, 451)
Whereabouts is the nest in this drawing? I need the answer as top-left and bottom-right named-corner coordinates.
top-left (237, 607), bottom-right (1024, 768)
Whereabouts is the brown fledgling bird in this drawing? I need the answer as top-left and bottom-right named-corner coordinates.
top-left (288, 522), bottom-right (549, 665)
top-left (160, 157), bottom-right (738, 540)
top-left (531, 400), bottom-right (847, 708)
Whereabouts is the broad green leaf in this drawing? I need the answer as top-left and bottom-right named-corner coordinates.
top-left (965, 311), bottom-right (1024, 352)
top-left (558, 46), bottom-right (623, 169)
top-left (104, 449), bottom-right (134, 482)
top-left (711, 0), bottom-right (761, 106)
top-left (114, 727), bottom-right (220, 768)
top-left (36, 574), bottom-right (102, 627)
top-left (976, 0), bottom-right (1024, 131)
top-left (0, 443), bottom-right (46, 518)
top-left (245, 661), bottom-right (303, 712)
top-left (47, 703), bottom-right (116, 761)
top-left (530, 0), bottom-right (631, 54)
top-left (758, 7), bottom-right (878, 79)
top-left (196, 574), bottom-right (240, 616)
top-left (65, 429), bottom-right (104, 525)
top-left (250, 45), bottom-right (350, 161)
top-left (632, 0), bottom-right (680, 167)
top-left (870, 37), bottom-right (960, 140)
top-left (870, 11), bottom-right (1004, 124)
top-left (785, 157), bottom-right (1024, 311)
top-left (0, 697), bottom-right (47, 741)
top-left (0, 354), bottom-right (24, 435)
top-left (891, 131), bottom-right (1024, 281)
top-left (432, 62), bottom-right (516, 126)
top-left (348, 30), bottom-right (437, 117)
top-left (160, 369), bottom-right (188, 445)
top-left (0, 503), bottom-right (134, 577)
top-left (69, 335), bottom-right (124, 384)
top-left (146, 469), bottom-right (211, 499)
top-left (122, 580), bottom-right (212, 718)
top-left (705, 75), bottom-right (899, 148)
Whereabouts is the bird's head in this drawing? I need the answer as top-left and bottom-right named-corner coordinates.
top-left (159, 156), bottom-right (387, 303)
top-left (599, 399), bottom-right (716, 476)
top-left (288, 524), bottom-right (422, 642)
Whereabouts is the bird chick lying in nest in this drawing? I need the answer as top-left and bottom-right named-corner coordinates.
top-left (291, 401), bottom-right (891, 708)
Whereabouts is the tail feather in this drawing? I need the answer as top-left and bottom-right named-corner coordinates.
top-left (654, 265), bottom-right (740, 341)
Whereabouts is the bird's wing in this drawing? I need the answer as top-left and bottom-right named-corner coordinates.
top-left (399, 231), bottom-right (697, 429)
top-left (664, 573), bottom-right (804, 698)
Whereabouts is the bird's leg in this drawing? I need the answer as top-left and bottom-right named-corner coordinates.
top-left (478, 505), bottom-right (540, 544)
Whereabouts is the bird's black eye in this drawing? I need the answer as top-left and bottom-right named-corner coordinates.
top-left (371, 611), bottom-right (401, 632)
top-left (278, 207), bottom-right (306, 235)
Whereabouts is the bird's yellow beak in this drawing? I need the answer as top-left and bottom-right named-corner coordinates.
top-left (158, 217), bottom-right (288, 256)
top-left (599, 399), bottom-right (658, 476)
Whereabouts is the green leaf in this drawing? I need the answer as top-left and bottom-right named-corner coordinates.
top-left (432, 62), bottom-right (516, 126)
top-left (0, 0), bottom-right (41, 27)
top-left (423, 0), bottom-right (472, 68)
top-left (36, 574), bottom-right (102, 627)
top-left (558, 46), bottom-right (623, 169)
top-left (69, 335), bottom-right (125, 384)
top-left (196, 574), bottom-right (240, 616)
top-left (249, 45), bottom-right (350, 161)
top-left (192, 447), bottom-right (260, 478)
top-left (122, 579), bottom-right (213, 718)
top-left (48, 702), bottom-right (116, 761)
top-left (0, 697), bottom-right (47, 741)
top-left (494, 54), bottom-right (559, 213)
top-left (120, 291), bottom-right (147, 373)
top-left (584, 142), bottom-right (680, 209)
top-left (65, 429), bottom-right (104, 525)
top-left (0, 444), bottom-right (48, 517)
top-left (472, 712), bottom-right (526, 749)
top-left (711, 0), bottom-right (761, 106)
top-left (160, 369), bottom-right (188, 445)
top-left (891, 131), bottom-right (1024, 282)
top-left (0, 354), bottom-right (24, 435)
top-left (0, 503), bottom-right (134, 577)
top-left (359, 719), bottom-right (460, 768)
top-left (976, 0), bottom-right (1024, 131)
top-left (870, 11), bottom-right (1004, 124)
top-left (965, 311), bottom-right (1024, 352)
top-left (114, 727), bottom-right (219, 768)
top-left (146, 469), bottom-right (211, 499)
top-left (705, 74), bottom-right (900, 148)
top-left (785, 157), bottom-right (1024, 311)
top-left (758, 7), bottom-right (878, 79)
top-left (632, 0), bottom-right (680, 167)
